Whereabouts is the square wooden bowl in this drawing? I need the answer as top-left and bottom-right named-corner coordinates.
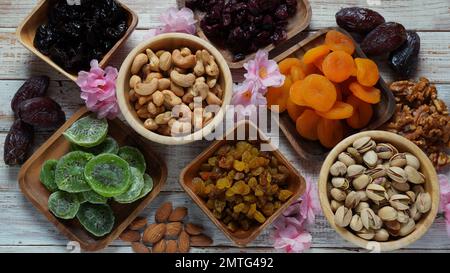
top-left (179, 120), bottom-right (306, 246)
top-left (17, 107), bottom-right (168, 251)
top-left (274, 27), bottom-right (397, 161)
top-left (16, 0), bottom-right (138, 82)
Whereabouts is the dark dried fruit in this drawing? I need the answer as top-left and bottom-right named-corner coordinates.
top-left (336, 7), bottom-right (385, 34)
top-left (389, 31), bottom-right (421, 78)
top-left (18, 97), bottom-right (65, 129)
top-left (4, 119), bottom-right (33, 165)
top-left (361, 22), bottom-right (407, 56)
top-left (11, 76), bottom-right (49, 113)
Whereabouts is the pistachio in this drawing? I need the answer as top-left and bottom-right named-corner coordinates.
top-left (330, 188), bottom-right (347, 202)
top-left (363, 150), bottom-right (378, 168)
top-left (353, 136), bottom-right (373, 153)
top-left (374, 228), bottom-right (389, 242)
top-left (347, 147), bottom-right (363, 164)
top-left (331, 177), bottom-right (349, 190)
top-left (345, 191), bottom-right (360, 209)
top-left (386, 187), bottom-right (399, 199)
top-left (389, 194), bottom-right (410, 210)
top-left (378, 206), bottom-right (398, 221)
top-left (409, 203), bottom-right (422, 221)
top-left (360, 208), bottom-right (380, 230)
top-left (398, 219), bottom-right (415, 236)
top-left (405, 153), bottom-right (420, 170)
top-left (355, 201), bottom-right (370, 213)
top-left (387, 167), bottom-right (408, 183)
top-left (412, 185), bottom-right (425, 195)
top-left (331, 200), bottom-right (343, 213)
top-left (389, 153), bottom-right (407, 168)
top-left (375, 143), bottom-right (397, 159)
top-left (406, 191), bottom-right (416, 203)
top-left (350, 214), bottom-right (363, 232)
top-left (334, 206), bottom-right (352, 227)
top-left (357, 190), bottom-right (369, 202)
top-left (415, 192), bottom-right (431, 213)
top-left (392, 181), bottom-right (410, 192)
top-left (366, 184), bottom-right (388, 202)
top-left (365, 166), bottom-right (386, 179)
top-left (330, 161), bottom-right (347, 176)
top-left (338, 152), bottom-right (355, 166)
top-left (405, 166), bottom-right (425, 184)
top-left (356, 228), bottom-right (375, 240)
top-left (384, 220), bottom-right (401, 231)
top-left (396, 210), bottom-right (410, 224)
top-left (347, 165), bottom-right (366, 178)
top-left (352, 174), bottom-right (372, 190)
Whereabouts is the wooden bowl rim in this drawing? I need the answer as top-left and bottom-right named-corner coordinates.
top-left (116, 32), bottom-right (233, 145)
top-left (318, 130), bottom-right (440, 252)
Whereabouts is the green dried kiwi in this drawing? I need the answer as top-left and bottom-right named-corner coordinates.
top-left (114, 167), bottom-right (145, 204)
top-left (40, 159), bottom-right (58, 192)
top-left (48, 191), bottom-right (80, 219)
top-left (76, 192), bottom-right (88, 204)
top-left (118, 146), bottom-right (146, 174)
top-left (76, 203), bottom-right (115, 237)
top-left (63, 115), bottom-right (108, 148)
top-left (82, 190), bottom-right (108, 205)
top-left (71, 136), bottom-right (119, 155)
top-left (129, 173), bottom-right (154, 203)
top-left (84, 153), bottom-right (131, 197)
top-left (55, 151), bottom-right (93, 193)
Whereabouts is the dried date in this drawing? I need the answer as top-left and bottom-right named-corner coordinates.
top-left (11, 76), bottom-right (49, 114)
top-left (18, 97), bottom-right (65, 129)
top-left (4, 119), bottom-right (33, 165)
top-left (336, 7), bottom-right (385, 33)
top-left (361, 22), bottom-right (407, 56)
top-left (389, 31), bottom-right (421, 78)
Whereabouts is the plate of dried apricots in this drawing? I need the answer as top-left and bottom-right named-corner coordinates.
top-left (266, 28), bottom-right (396, 160)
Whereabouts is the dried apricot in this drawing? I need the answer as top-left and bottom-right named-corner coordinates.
top-left (349, 82), bottom-right (381, 104)
top-left (289, 80), bottom-right (308, 106)
top-left (316, 101), bottom-right (354, 120)
top-left (345, 95), bottom-right (373, 129)
top-left (296, 109), bottom-right (321, 141)
top-left (278, 58), bottom-right (302, 75)
top-left (355, 58), bottom-right (379, 87)
top-left (286, 98), bottom-right (305, 122)
top-left (266, 77), bottom-right (292, 113)
top-left (299, 74), bottom-right (337, 112)
top-left (313, 55), bottom-right (326, 72)
top-left (299, 58), bottom-right (320, 75)
top-left (322, 51), bottom-right (356, 83)
top-left (290, 65), bottom-right (306, 82)
top-left (317, 119), bottom-right (344, 149)
top-left (303, 45), bottom-right (330, 65)
top-left (325, 30), bottom-right (356, 55)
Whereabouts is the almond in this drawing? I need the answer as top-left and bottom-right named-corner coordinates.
top-left (178, 230), bottom-right (190, 253)
top-left (166, 240), bottom-right (178, 253)
top-left (190, 234), bottom-right (213, 247)
top-left (168, 207), bottom-right (188, 222)
top-left (142, 223), bottom-right (166, 244)
top-left (128, 216), bottom-right (148, 230)
top-left (155, 202), bottom-right (173, 223)
top-left (152, 239), bottom-right (166, 253)
top-left (165, 222), bottom-right (182, 237)
top-left (119, 230), bottom-right (141, 242)
top-left (185, 223), bottom-right (204, 235)
top-left (131, 242), bottom-right (150, 253)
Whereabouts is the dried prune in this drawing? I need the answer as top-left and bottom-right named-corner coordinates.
top-left (18, 97), bottom-right (65, 129)
top-left (336, 7), bottom-right (385, 33)
top-left (4, 119), bottom-right (33, 165)
top-left (389, 31), bottom-right (421, 78)
top-left (361, 22), bottom-right (407, 56)
top-left (11, 76), bottom-right (49, 113)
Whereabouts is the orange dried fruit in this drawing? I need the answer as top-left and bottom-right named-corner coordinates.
top-left (325, 30), bottom-right (356, 55)
top-left (296, 109), bottom-right (321, 141)
top-left (349, 82), bottom-right (381, 104)
top-left (267, 77), bottom-right (292, 113)
top-left (345, 95), bottom-right (373, 129)
top-left (317, 119), bottom-right (344, 149)
top-left (278, 58), bottom-right (302, 75)
top-left (299, 58), bottom-right (319, 75)
top-left (322, 51), bottom-right (356, 83)
top-left (355, 58), bottom-right (379, 87)
top-left (303, 45), bottom-right (330, 65)
top-left (316, 101), bottom-right (354, 120)
top-left (289, 80), bottom-right (308, 106)
top-left (313, 55), bottom-right (326, 72)
top-left (286, 98), bottom-right (306, 122)
top-left (290, 65), bottom-right (306, 82)
top-left (299, 74), bottom-right (337, 112)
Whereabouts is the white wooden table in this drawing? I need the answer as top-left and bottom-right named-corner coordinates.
top-left (0, 0), bottom-right (449, 253)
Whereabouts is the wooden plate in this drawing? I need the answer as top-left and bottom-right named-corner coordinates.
top-left (16, 0), bottom-right (138, 82)
top-left (190, 0), bottom-right (312, 69)
top-left (179, 120), bottom-right (306, 246)
top-left (17, 107), bottom-right (168, 251)
top-left (275, 27), bottom-right (397, 161)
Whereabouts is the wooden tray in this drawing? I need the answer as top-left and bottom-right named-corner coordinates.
top-left (190, 0), bottom-right (312, 69)
top-left (17, 107), bottom-right (168, 251)
top-left (179, 120), bottom-right (306, 246)
top-left (275, 27), bottom-right (397, 161)
top-left (16, 0), bottom-right (138, 82)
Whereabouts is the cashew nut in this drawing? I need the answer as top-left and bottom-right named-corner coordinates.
top-left (145, 72), bottom-right (163, 82)
top-left (152, 91), bottom-right (164, 107)
top-left (129, 89), bottom-right (138, 102)
top-left (202, 50), bottom-right (219, 77)
top-left (180, 47), bottom-right (192, 57)
top-left (155, 111), bottom-right (172, 125)
top-left (158, 78), bottom-right (171, 90)
top-left (203, 110), bottom-right (214, 125)
top-left (192, 81), bottom-right (209, 100)
top-left (182, 90), bottom-right (194, 104)
top-left (135, 78), bottom-right (158, 96)
top-left (171, 121), bottom-right (192, 136)
top-left (207, 76), bottom-right (217, 88)
top-left (212, 85), bottom-right (223, 99)
top-left (138, 95), bottom-right (152, 106)
top-left (162, 90), bottom-right (182, 107)
top-left (131, 53), bottom-right (148, 75)
top-left (137, 107), bottom-right (150, 119)
top-left (129, 75), bottom-right (142, 89)
top-left (155, 50), bottom-right (166, 57)
top-left (170, 70), bottom-right (196, 88)
top-left (157, 125), bottom-right (170, 136)
top-left (159, 51), bottom-right (172, 71)
top-left (147, 102), bottom-right (165, 116)
top-left (146, 49), bottom-right (160, 72)
top-left (172, 49), bottom-right (196, 69)
top-left (171, 82), bottom-right (185, 97)
top-left (195, 77), bottom-right (205, 84)
top-left (206, 91), bottom-right (222, 105)
top-left (144, 118), bottom-right (158, 130)
top-left (194, 50), bottom-right (205, 76)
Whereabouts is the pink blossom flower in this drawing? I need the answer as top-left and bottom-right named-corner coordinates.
top-left (244, 50), bottom-right (285, 90)
top-left (274, 225), bottom-right (312, 253)
top-left (439, 174), bottom-right (450, 213)
top-left (445, 203), bottom-right (450, 237)
top-left (144, 7), bottom-right (196, 39)
top-left (231, 80), bottom-right (266, 118)
top-left (299, 178), bottom-right (321, 227)
top-left (76, 60), bottom-right (119, 119)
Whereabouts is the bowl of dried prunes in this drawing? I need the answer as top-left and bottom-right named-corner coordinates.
top-left (16, 0), bottom-right (138, 81)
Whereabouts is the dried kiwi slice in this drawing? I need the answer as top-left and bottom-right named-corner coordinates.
top-left (84, 153), bottom-right (131, 197)
top-left (130, 173), bottom-right (154, 203)
top-left (55, 151), bottom-right (93, 193)
top-left (118, 146), bottom-right (146, 174)
top-left (76, 203), bottom-right (114, 237)
top-left (40, 159), bottom-right (58, 192)
top-left (48, 191), bottom-right (80, 219)
top-left (82, 190), bottom-right (108, 204)
top-left (114, 167), bottom-right (145, 204)
top-left (63, 115), bottom-right (108, 148)
top-left (71, 136), bottom-right (119, 155)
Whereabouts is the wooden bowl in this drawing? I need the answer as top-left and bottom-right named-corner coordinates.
top-left (193, 0), bottom-right (312, 69)
top-left (275, 27), bottom-right (396, 161)
top-left (179, 120), bottom-right (306, 246)
top-left (116, 33), bottom-right (233, 145)
top-left (17, 107), bottom-right (168, 251)
top-left (16, 0), bottom-right (138, 82)
top-left (318, 131), bottom-right (439, 252)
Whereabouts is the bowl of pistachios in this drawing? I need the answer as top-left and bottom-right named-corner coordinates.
top-left (318, 130), bottom-right (439, 252)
